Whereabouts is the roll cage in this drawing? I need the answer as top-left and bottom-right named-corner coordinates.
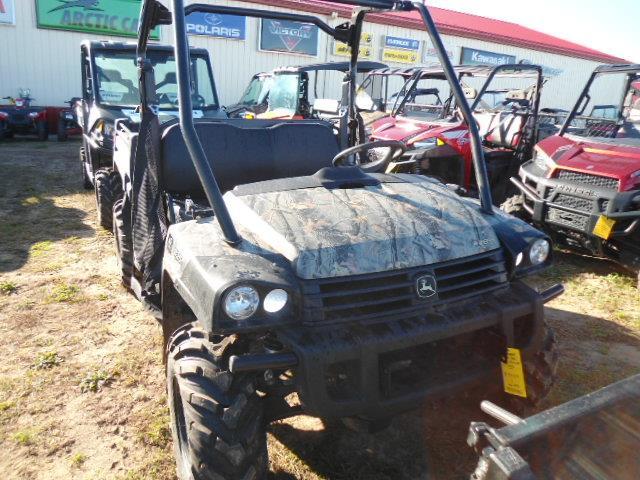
top-left (388, 63), bottom-right (543, 119)
top-left (136, 0), bottom-right (494, 246)
top-left (559, 63), bottom-right (640, 138)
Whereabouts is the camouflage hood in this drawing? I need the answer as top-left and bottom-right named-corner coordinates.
top-left (224, 176), bottom-right (500, 280)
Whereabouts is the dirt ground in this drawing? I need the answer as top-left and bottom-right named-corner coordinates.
top-left (1, 139), bottom-right (639, 480)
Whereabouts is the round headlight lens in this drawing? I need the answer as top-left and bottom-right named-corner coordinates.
top-left (529, 239), bottom-right (550, 265)
top-left (223, 285), bottom-right (259, 320)
top-left (264, 289), bottom-right (288, 313)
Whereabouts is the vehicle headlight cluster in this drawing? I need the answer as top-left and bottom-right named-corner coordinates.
top-left (411, 137), bottom-right (438, 150)
top-left (515, 238), bottom-right (550, 268)
top-left (532, 148), bottom-right (555, 172)
top-left (223, 285), bottom-right (289, 320)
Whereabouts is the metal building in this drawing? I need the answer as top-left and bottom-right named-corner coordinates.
top-left (0, 0), bottom-right (628, 109)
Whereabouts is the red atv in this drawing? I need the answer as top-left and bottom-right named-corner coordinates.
top-left (1, 89), bottom-right (49, 140)
top-left (369, 64), bottom-right (543, 205)
top-left (505, 64), bottom-right (640, 286)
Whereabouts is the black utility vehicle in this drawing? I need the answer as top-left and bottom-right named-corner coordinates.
top-left (78, 41), bottom-right (225, 229)
top-left (110, 1), bottom-right (563, 478)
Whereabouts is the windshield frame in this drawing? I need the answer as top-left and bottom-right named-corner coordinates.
top-left (560, 64), bottom-right (640, 139)
top-left (90, 46), bottom-right (220, 111)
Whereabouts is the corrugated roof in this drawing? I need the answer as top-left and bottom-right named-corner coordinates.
top-left (240, 0), bottom-right (628, 63)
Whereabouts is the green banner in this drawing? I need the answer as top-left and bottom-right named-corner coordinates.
top-left (35, 0), bottom-right (160, 39)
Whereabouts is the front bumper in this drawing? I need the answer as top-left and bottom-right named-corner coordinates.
top-left (513, 164), bottom-right (640, 239)
top-left (262, 281), bottom-right (558, 419)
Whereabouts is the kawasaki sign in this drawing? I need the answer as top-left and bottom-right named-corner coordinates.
top-left (461, 47), bottom-right (516, 66)
top-left (35, 0), bottom-right (160, 39)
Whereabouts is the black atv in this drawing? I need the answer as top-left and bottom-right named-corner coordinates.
top-left (78, 40), bottom-right (226, 230)
top-left (108, 1), bottom-right (563, 479)
top-left (57, 97), bottom-right (82, 142)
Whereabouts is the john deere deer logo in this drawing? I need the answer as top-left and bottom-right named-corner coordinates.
top-left (416, 274), bottom-right (437, 299)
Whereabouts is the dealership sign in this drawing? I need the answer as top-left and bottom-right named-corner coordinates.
top-left (0, 0), bottom-right (15, 25)
top-left (35, 0), bottom-right (160, 39)
top-left (260, 19), bottom-right (318, 56)
top-left (423, 44), bottom-right (455, 65)
top-left (384, 35), bottom-right (420, 51)
top-left (186, 12), bottom-right (246, 40)
top-left (382, 48), bottom-right (418, 64)
top-left (333, 32), bottom-right (372, 59)
top-left (461, 47), bottom-right (516, 66)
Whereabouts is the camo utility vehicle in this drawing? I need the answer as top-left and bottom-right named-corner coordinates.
top-left (110, 1), bottom-right (562, 478)
top-left (78, 41), bottom-right (225, 229)
top-left (369, 64), bottom-right (543, 205)
top-left (505, 64), bottom-right (640, 286)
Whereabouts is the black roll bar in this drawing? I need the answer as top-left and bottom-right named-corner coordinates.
top-left (136, 0), bottom-right (496, 245)
top-left (412, 1), bottom-right (493, 213)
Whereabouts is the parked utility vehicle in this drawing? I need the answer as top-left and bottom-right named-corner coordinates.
top-left (111, 1), bottom-right (562, 478)
top-left (226, 72), bottom-right (273, 118)
top-left (1, 89), bottom-right (49, 140)
top-left (505, 64), bottom-right (640, 286)
top-left (79, 41), bottom-right (225, 229)
top-left (56, 97), bottom-right (82, 141)
top-left (370, 64), bottom-right (543, 205)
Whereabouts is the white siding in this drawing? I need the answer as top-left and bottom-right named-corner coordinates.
top-left (0, 0), bottom-right (614, 110)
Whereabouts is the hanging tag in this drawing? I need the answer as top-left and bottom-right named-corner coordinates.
top-left (501, 348), bottom-right (527, 398)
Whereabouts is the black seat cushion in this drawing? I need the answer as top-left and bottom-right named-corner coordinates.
top-left (160, 119), bottom-right (340, 195)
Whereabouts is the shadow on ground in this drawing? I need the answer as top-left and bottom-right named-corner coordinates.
top-left (0, 140), bottom-right (92, 272)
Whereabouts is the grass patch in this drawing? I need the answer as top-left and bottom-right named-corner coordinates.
top-left (31, 240), bottom-right (53, 257)
top-left (13, 429), bottom-right (36, 446)
top-left (21, 196), bottom-right (41, 206)
top-left (80, 369), bottom-right (115, 393)
top-left (0, 281), bottom-right (18, 295)
top-left (48, 283), bottom-right (80, 303)
top-left (138, 405), bottom-right (170, 448)
top-left (97, 293), bottom-right (109, 301)
top-left (0, 401), bottom-right (15, 411)
top-left (32, 351), bottom-right (62, 370)
top-left (71, 452), bottom-right (87, 467)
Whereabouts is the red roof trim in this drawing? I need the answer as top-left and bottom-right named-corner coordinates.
top-left (238, 0), bottom-right (628, 64)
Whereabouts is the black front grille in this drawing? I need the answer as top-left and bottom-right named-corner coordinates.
top-left (556, 170), bottom-right (619, 190)
top-left (10, 113), bottom-right (27, 123)
top-left (301, 250), bottom-right (508, 325)
top-left (553, 194), bottom-right (593, 212)
top-left (546, 208), bottom-right (589, 230)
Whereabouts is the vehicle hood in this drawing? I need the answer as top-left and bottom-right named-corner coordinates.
top-left (222, 176), bottom-right (500, 279)
top-left (371, 116), bottom-right (465, 143)
top-left (539, 135), bottom-right (640, 187)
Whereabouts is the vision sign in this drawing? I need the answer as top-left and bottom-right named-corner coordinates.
top-left (35, 0), bottom-right (160, 39)
top-left (186, 12), bottom-right (246, 40)
top-left (260, 19), bottom-right (318, 56)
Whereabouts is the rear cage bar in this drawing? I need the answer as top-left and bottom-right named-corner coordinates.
top-left (136, 0), bottom-right (495, 246)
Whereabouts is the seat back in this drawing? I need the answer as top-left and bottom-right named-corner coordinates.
top-left (160, 119), bottom-right (340, 195)
top-left (475, 111), bottom-right (527, 149)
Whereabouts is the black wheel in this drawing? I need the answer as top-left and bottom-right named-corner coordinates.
top-left (511, 323), bottom-right (559, 413)
top-left (94, 168), bottom-right (122, 231)
top-left (113, 198), bottom-right (133, 289)
top-left (167, 324), bottom-right (268, 480)
top-left (57, 119), bottom-right (67, 142)
top-left (500, 194), bottom-right (527, 221)
top-left (80, 147), bottom-right (93, 190)
top-left (36, 121), bottom-right (48, 141)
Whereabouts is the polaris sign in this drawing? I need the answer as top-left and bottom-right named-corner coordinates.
top-left (461, 47), bottom-right (516, 66)
top-left (186, 12), bottom-right (246, 40)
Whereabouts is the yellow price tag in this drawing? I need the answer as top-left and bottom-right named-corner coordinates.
top-left (593, 215), bottom-right (616, 240)
top-left (501, 348), bottom-right (527, 398)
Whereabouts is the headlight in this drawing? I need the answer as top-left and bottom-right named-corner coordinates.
top-left (223, 285), bottom-right (259, 320)
top-left (28, 112), bottom-right (40, 118)
top-left (263, 289), bottom-right (288, 313)
top-left (529, 239), bottom-right (550, 265)
top-left (532, 147), bottom-right (554, 171)
top-left (411, 137), bottom-right (437, 150)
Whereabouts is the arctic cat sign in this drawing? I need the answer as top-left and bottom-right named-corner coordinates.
top-left (35, 0), bottom-right (160, 39)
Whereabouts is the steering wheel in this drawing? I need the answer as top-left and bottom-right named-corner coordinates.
top-left (332, 140), bottom-right (406, 173)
